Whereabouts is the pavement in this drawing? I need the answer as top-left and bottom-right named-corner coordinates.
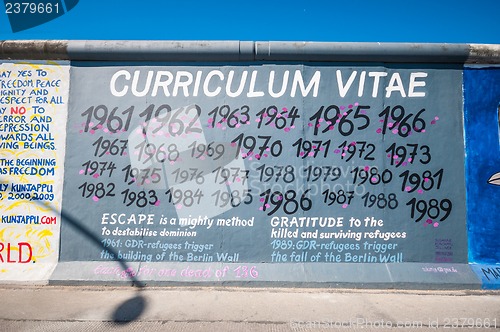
top-left (0, 285), bottom-right (499, 331)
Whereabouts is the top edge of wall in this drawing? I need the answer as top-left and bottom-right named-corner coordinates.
top-left (0, 40), bottom-right (499, 64)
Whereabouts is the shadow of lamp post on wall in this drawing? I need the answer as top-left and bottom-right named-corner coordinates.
top-left (0, 190), bottom-right (149, 324)
top-left (57, 208), bottom-right (148, 323)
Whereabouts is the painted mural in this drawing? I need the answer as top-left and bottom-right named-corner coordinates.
top-left (0, 61), bottom-right (69, 281)
top-left (463, 67), bottom-right (500, 288)
top-left (0, 59), bottom-right (498, 288)
top-left (53, 63), bottom-right (471, 284)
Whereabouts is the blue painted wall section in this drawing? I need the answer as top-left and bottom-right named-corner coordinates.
top-left (464, 67), bottom-right (500, 289)
top-left (470, 264), bottom-right (500, 289)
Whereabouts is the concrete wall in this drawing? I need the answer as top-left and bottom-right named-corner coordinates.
top-left (0, 41), bottom-right (499, 289)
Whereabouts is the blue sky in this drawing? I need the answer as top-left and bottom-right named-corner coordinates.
top-left (0, 0), bottom-right (499, 43)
